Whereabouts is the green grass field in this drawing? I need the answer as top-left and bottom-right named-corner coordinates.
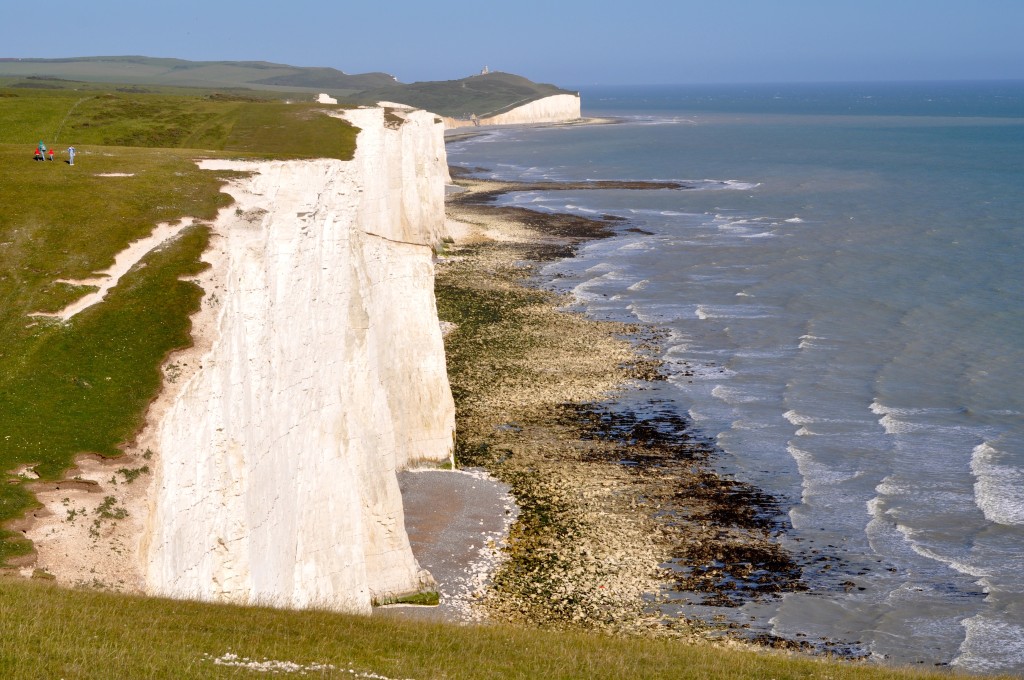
top-left (0, 88), bottom-right (358, 156)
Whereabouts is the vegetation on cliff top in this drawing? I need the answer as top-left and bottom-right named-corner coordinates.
top-left (348, 71), bottom-right (577, 119)
top-left (0, 57), bottom-right (575, 120)
top-left (0, 87), bottom-right (358, 562)
top-left (0, 88), bottom-right (358, 158)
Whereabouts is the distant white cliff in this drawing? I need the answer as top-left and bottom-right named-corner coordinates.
top-left (141, 106), bottom-right (455, 613)
top-left (443, 93), bottom-right (581, 128)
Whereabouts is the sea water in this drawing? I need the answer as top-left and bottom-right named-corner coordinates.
top-left (446, 81), bottom-right (1024, 674)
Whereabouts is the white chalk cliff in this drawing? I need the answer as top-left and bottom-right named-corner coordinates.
top-left (141, 106), bottom-right (455, 613)
top-left (443, 93), bottom-right (581, 128)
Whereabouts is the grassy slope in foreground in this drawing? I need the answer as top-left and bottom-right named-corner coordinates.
top-left (0, 88), bottom-right (358, 562)
top-left (0, 578), bottom-right (993, 680)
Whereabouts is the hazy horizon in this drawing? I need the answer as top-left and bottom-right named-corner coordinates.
top-left (3, 1), bottom-right (1022, 87)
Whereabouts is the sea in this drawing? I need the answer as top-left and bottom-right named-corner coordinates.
top-left (445, 81), bottom-right (1024, 674)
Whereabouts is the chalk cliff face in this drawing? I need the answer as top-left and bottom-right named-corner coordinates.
top-left (443, 93), bottom-right (581, 128)
top-left (142, 107), bottom-right (455, 613)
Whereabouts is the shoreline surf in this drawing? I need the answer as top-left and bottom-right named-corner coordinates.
top-left (438, 167), bottom-right (856, 655)
top-left (444, 85), bottom-right (1024, 674)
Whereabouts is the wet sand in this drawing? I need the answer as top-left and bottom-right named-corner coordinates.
top-left (379, 469), bottom-right (516, 623)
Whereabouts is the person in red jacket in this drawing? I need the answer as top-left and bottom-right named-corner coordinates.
top-left (47, 147), bottom-right (54, 161)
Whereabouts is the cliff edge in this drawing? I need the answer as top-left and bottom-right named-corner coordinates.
top-left (142, 107), bottom-right (455, 612)
top-left (442, 93), bottom-right (581, 129)
top-left (24, 106), bottom-right (456, 614)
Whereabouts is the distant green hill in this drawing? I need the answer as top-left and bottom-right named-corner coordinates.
top-left (349, 71), bottom-right (577, 119)
top-left (0, 56), bottom-right (397, 94)
top-left (0, 58), bottom-right (575, 119)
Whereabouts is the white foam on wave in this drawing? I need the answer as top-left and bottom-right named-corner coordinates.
top-left (711, 385), bottom-right (764, 404)
top-left (788, 443), bottom-right (857, 487)
top-left (870, 399), bottom-right (978, 437)
top-left (564, 203), bottom-right (600, 215)
top-left (873, 479), bottom-right (969, 509)
top-left (953, 616), bottom-right (1024, 674)
top-left (622, 115), bottom-right (699, 126)
top-left (798, 334), bottom-right (827, 349)
top-left (785, 217), bottom-right (805, 223)
top-left (626, 279), bottom-right (650, 291)
top-left (581, 262), bottom-right (615, 276)
top-left (878, 414), bottom-right (930, 435)
top-left (865, 496), bottom-right (906, 557)
top-left (695, 304), bottom-right (775, 320)
top-left (709, 214), bottom-right (779, 239)
top-left (628, 304), bottom-right (690, 324)
top-left (869, 399), bottom-right (966, 418)
top-left (899, 528), bottom-right (988, 578)
top-left (618, 240), bottom-right (653, 252)
top-left (783, 410), bottom-right (812, 426)
top-left (970, 442), bottom-right (1024, 526)
top-left (783, 409), bottom-right (859, 427)
top-left (721, 179), bottom-right (761, 191)
top-left (732, 419), bottom-right (774, 431)
top-left (715, 219), bottom-right (756, 232)
top-left (871, 477), bottom-right (990, 578)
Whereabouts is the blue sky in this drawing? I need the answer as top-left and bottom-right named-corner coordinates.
top-left (3, 0), bottom-right (1022, 86)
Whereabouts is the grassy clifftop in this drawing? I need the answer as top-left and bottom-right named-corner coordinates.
top-left (348, 71), bottom-right (577, 118)
top-left (0, 86), bottom-right (358, 563)
top-left (0, 88), bottom-right (358, 156)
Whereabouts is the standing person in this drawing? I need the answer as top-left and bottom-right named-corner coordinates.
top-left (39, 141), bottom-right (47, 158)
top-left (47, 147), bottom-right (54, 161)
top-left (67, 146), bottom-right (76, 166)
